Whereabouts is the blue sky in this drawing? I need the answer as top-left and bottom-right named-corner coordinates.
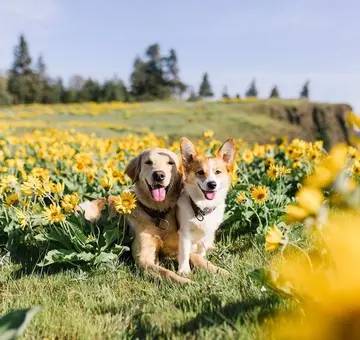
top-left (1, 0), bottom-right (359, 108)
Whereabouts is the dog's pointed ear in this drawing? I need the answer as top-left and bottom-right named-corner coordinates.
top-left (125, 155), bottom-right (141, 183)
top-left (217, 138), bottom-right (236, 166)
top-left (180, 137), bottom-right (197, 166)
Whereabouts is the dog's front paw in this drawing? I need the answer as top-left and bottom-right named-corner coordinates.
top-left (178, 264), bottom-right (192, 276)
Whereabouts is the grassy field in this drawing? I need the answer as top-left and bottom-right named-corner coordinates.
top-left (1, 100), bottom-right (302, 142)
top-left (1, 100), bottom-right (357, 339)
top-left (1, 237), bottom-right (279, 339)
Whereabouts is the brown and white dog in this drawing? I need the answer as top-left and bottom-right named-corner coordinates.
top-left (177, 137), bottom-right (236, 276)
top-left (79, 146), bottom-right (225, 283)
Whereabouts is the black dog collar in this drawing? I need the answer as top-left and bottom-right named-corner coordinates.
top-left (189, 197), bottom-right (216, 222)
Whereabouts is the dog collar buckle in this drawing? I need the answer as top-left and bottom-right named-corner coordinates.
top-left (190, 198), bottom-right (215, 222)
top-left (195, 212), bottom-right (204, 222)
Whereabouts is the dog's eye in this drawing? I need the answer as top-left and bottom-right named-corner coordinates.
top-left (197, 169), bottom-right (205, 175)
top-left (215, 170), bottom-right (222, 175)
top-left (145, 160), bottom-right (153, 165)
top-left (168, 161), bottom-right (175, 165)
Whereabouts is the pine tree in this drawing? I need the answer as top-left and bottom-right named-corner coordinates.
top-left (198, 73), bottom-right (214, 98)
top-left (222, 85), bottom-right (230, 99)
top-left (269, 85), bottom-right (280, 98)
top-left (130, 44), bottom-right (185, 101)
top-left (166, 49), bottom-right (187, 98)
top-left (7, 34), bottom-right (34, 103)
top-left (101, 79), bottom-right (127, 102)
top-left (300, 80), bottom-right (310, 99)
top-left (245, 79), bottom-right (258, 97)
top-left (33, 54), bottom-right (46, 102)
top-left (187, 87), bottom-right (198, 102)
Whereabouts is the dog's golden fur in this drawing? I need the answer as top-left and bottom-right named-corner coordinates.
top-left (80, 147), bottom-right (224, 283)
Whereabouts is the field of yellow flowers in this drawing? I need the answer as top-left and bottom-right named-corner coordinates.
top-left (2, 103), bottom-right (360, 339)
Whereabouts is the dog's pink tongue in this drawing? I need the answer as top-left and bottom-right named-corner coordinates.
top-left (152, 187), bottom-right (166, 201)
top-left (205, 191), bottom-right (216, 200)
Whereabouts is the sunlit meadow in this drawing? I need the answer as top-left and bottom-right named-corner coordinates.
top-left (1, 102), bottom-right (360, 339)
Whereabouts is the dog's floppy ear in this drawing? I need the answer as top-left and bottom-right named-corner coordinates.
top-left (180, 137), bottom-right (197, 166)
top-left (217, 138), bottom-right (236, 166)
top-left (125, 154), bottom-right (141, 183)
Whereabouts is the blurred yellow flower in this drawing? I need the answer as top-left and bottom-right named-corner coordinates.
top-left (203, 130), bottom-right (214, 139)
top-left (266, 214), bottom-right (360, 340)
top-left (61, 193), bottom-right (80, 213)
top-left (296, 187), bottom-right (324, 216)
top-left (4, 192), bottom-right (19, 208)
top-left (235, 192), bottom-right (247, 203)
top-left (242, 149), bottom-right (254, 164)
top-left (51, 182), bottom-right (65, 195)
top-left (100, 174), bottom-right (114, 191)
top-left (15, 209), bottom-right (27, 229)
top-left (265, 226), bottom-right (284, 252)
top-left (267, 164), bottom-right (279, 180)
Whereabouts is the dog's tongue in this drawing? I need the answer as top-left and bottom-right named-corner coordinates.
top-left (205, 191), bottom-right (216, 200)
top-left (152, 187), bottom-right (166, 201)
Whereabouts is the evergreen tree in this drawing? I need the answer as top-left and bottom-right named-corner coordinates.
top-left (101, 79), bottom-right (127, 102)
top-left (42, 77), bottom-right (64, 103)
top-left (245, 79), bottom-right (258, 97)
top-left (198, 73), bottom-right (213, 98)
top-left (187, 87), bottom-right (198, 102)
top-left (300, 80), bottom-right (310, 99)
top-left (165, 49), bottom-right (187, 98)
top-left (62, 88), bottom-right (78, 103)
top-left (222, 85), bottom-right (230, 99)
top-left (130, 44), bottom-right (184, 101)
top-left (7, 34), bottom-right (34, 103)
top-left (33, 54), bottom-right (47, 102)
top-left (269, 85), bottom-right (280, 98)
top-left (235, 93), bottom-right (241, 99)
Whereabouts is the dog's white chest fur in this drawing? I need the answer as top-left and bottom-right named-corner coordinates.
top-left (177, 193), bottom-right (226, 274)
top-left (178, 195), bottom-right (224, 244)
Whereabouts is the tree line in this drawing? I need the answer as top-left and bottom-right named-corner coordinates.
top-left (0, 35), bottom-right (310, 106)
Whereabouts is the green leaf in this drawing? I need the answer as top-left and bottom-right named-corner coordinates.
top-left (93, 252), bottom-right (118, 266)
top-left (0, 306), bottom-right (41, 340)
top-left (103, 224), bottom-right (121, 248)
top-left (38, 249), bottom-right (95, 266)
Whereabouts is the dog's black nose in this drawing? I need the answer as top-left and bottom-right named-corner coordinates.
top-left (207, 181), bottom-right (217, 190)
top-left (152, 171), bottom-right (165, 182)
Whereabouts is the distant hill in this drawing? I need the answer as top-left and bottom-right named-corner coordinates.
top-left (1, 99), bottom-right (352, 148)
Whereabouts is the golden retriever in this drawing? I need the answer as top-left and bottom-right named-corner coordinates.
top-left (80, 147), bottom-right (226, 283)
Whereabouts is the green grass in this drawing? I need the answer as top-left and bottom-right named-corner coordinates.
top-left (0, 100), bottom-right (301, 339)
top-left (3, 101), bottom-right (301, 142)
top-left (0, 237), bottom-right (281, 339)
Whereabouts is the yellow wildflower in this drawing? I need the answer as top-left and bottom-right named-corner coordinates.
top-left (61, 193), bottom-right (80, 213)
top-left (100, 174), bottom-right (114, 191)
top-left (251, 186), bottom-right (269, 203)
top-left (113, 191), bottom-right (137, 215)
top-left (203, 130), bottom-right (214, 139)
top-left (267, 164), bottom-right (279, 180)
top-left (51, 182), bottom-right (65, 195)
top-left (265, 226), bottom-right (284, 252)
top-left (242, 149), bottom-right (254, 164)
top-left (42, 204), bottom-right (65, 224)
top-left (4, 192), bottom-right (19, 208)
top-left (236, 192), bottom-right (247, 203)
